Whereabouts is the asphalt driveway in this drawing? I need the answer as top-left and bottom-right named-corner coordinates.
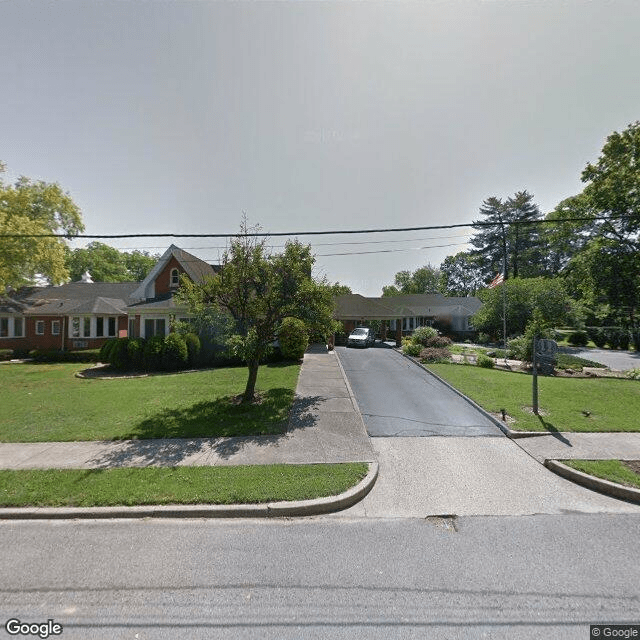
top-left (335, 346), bottom-right (502, 437)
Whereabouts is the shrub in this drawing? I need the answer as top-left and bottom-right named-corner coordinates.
top-left (476, 353), bottom-right (495, 369)
top-left (477, 332), bottom-right (491, 345)
top-left (411, 326), bottom-right (439, 347)
top-left (402, 342), bottom-right (422, 357)
top-left (184, 332), bottom-right (201, 366)
top-left (605, 328), bottom-right (621, 350)
top-left (162, 333), bottom-right (188, 371)
top-left (419, 347), bottom-right (451, 363)
top-left (507, 336), bottom-right (528, 361)
top-left (29, 349), bottom-right (101, 363)
top-left (278, 317), bottom-right (309, 360)
top-left (625, 368), bottom-right (640, 380)
top-left (619, 330), bottom-right (631, 351)
top-left (109, 338), bottom-right (132, 370)
top-left (633, 330), bottom-right (640, 353)
top-left (143, 335), bottom-right (165, 371)
top-left (127, 337), bottom-right (145, 370)
top-left (100, 338), bottom-right (118, 362)
top-left (425, 335), bottom-right (453, 348)
top-left (568, 331), bottom-right (589, 347)
top-left (588, 327), bottom-right (607, 348)
top-left (0, 349), bottom-right (13, 361)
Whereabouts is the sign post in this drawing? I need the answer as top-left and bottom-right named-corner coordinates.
top-left (532, 338), bottom-right (558, 415)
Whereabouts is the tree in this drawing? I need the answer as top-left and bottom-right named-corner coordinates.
top-left (177, 222), bottom-right (338, 402)
top-left (439, 252), bottom-right (484, 296)
top-left (381, 264), bottom-right (442, 296)
top-left (66, 242), bottom-right (159, 282)
top-left (0, 162), bottom-right (84, 289)
top-left (471, 277), bottom-right (572, 338)
top-left (469, 191), bottom-right (544, 282)
top-left (546, 121), bottom-right (640, 325)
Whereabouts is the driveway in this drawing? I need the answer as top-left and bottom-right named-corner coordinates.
top-left (334, 346), bottom-right (640, 517)
top-left (336, 345), bottom-right (502, 437)
top-left (559, 346), bottom-right (640, 370)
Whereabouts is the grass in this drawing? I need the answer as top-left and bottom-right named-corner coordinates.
top-left (563, 460), bottom-right (640, 490)
top-left (555, 353), bottom-right (606, 369)
top-left (427, 363), bottom-right (640, 432)
top-left (0, 362), bottom-right (300, 442)
top-left (0, 463), bottom-right (370, 507)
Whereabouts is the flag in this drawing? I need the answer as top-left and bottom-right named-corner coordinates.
top-left (489, 272), bottom-right (504, 288)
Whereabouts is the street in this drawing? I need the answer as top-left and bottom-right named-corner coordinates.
top-left (1, 515), bottom-right (639, 639)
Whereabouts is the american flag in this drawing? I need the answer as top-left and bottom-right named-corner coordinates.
top-left (489, 272), bottom-right (505, 288)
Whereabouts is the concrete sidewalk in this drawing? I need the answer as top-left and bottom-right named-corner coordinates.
top-left (0, 346), bottom-right (375, 471)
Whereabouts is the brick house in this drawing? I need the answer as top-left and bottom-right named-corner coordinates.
top-left (0, 245), bottom-right (217, 353)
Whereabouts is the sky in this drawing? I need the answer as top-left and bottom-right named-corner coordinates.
top-left (1, 0), bottom-right (639, 296)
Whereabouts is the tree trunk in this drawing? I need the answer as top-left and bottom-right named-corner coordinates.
top-left (243, 359), bottom-right (260, 403)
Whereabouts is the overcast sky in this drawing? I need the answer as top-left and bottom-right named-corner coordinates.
top-left (1, 0), bottom-right (639, 296)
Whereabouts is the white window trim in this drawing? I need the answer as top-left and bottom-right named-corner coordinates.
top-left (170, 268), bottom-right (180, 288)
top-left (51, 320), bottom-right (60, 336)
top-left (141, 315), bottom-right (169, 339)
top-left (35, 320), bottom-right (45, 335)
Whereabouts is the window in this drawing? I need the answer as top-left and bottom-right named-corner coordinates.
top-left (83, 317), bottom-right (91, 338)
top-left (144, 318), bottom-right (166, 338)
top-left (51, 320), bottom-right (60, 336)
top-left (170, 268), bottom-right (180, 287)
top-left (128, 318), bottom-right (136, 338)
top-left (0, 318), bottom-right (8, 337)
top-left (36, 321), bottom-right (45, 335)
top-left (108, 317), bottom-right (116, 337)
top-left (96, 317), bottom-right (104, 337)
top-left (14, 318), bottom-right (24, 337)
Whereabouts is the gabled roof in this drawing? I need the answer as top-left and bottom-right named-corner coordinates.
top-left (130, 244), bottom-right (217, 301)
top-left (334, 294), bottom-right (398, 320)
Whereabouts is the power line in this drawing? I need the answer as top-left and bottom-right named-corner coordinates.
top-left (0, 215), bottom-right (626, 240)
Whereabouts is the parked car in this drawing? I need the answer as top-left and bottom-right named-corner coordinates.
top-left (347, 327), bottom-right (375, 348)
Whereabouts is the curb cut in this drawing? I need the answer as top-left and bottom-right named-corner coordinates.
top-left (396, 351), bottom-right (559, 439)
top-left (0, 462), bottom-right (378, 521)
top-left (545, 459), bottom-right (640, 504)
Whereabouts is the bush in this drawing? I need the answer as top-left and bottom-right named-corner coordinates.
top-left (625, 368), bottom-right (640, 380)
top-left (402, 342), bottom-right (422, 357)
top-left (568, 331), bottom-right (589, 347)
top-left (605, 328), bottom-right (621, 350)
top-left (419, 347), bottom-right (451, 363)
top-left (0, 349), bottom-right (13, 361)
top-left (278, 317), bottom-right (309, 360)
top-left (507, 336), bottom-right (528, 361)
top-left (477, 332), bottom-right (491, 345)
top-left (143, 335), bottom-right (165, 371)
top-left (109, 338), bottom-right (132, 370)
top-left (633, 330), bottom-right (640, 352)
top-left (618, 330), bottom-right (631, 351)
top-left (588, 327), bottom-right (607, 348)
top-left (425, 335), bottom-right (453, 348)
top-left (99, 338), bottom-right (118, 362)
top-left (476, 353), bottom-right (495, 369)
top-left (411, 326), bottom-right (439, 347)
top-left (29, 349), bottom-right (101, 363)
top-left (127, 338), bottom-right (145, 370)
top-left (183, 333), bottom-right (201, 366)
top-left (162, 333), bottom-right (188, 371)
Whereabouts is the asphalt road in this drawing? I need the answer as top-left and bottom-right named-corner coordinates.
top-left (560, 346), bottom-right (640, 371)
top-left (336, 345), bottom-right (502, 437)
top-left (1, 516), bottom-right (638, 639)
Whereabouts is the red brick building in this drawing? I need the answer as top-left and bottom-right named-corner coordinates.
top-left (0, 245), bottom-right (217, 353)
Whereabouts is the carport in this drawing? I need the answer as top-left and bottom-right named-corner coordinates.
top-left (333, 294), bottom-right (405, 346)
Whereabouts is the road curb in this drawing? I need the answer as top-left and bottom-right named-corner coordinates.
top-left (0, 462), bottom-right (378, 520)
top-left (397, 351), bottom-right (559, 439)
top-left (545, 459), bottom-right (640, 504)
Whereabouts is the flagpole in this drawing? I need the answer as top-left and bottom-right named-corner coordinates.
top-left (502, 252), bottom-right (507, 366)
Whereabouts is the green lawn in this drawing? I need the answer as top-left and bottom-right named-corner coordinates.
top-left (0, 463), bottom-right (369, 507)
top-left (0, 362), bottom-right (300, 442)
top-left (427, 363), bottom-right (640, 432)
top-left (563, 460), bottom-right (640, 490)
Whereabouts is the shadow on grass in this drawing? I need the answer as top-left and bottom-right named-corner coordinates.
top-left (536, 415), bottom-right (572, 446)
top-left (87, 392), bottom-right (324, 468)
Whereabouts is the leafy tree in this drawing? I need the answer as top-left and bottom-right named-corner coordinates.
top-left (66, 242), bottom-right (159, 282)
top-left (382, 264), bottom-right (442, 296)
top-left (177, 222), bottom-right (338, 402)
top-left (439, 252), bottom-right (484, 296)
top-left (471, 277), bottom-right (571, 338)
top-left (0, 162), bottom-right (84, 289)
top-left (547, 121), bottom-right (640, 327)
